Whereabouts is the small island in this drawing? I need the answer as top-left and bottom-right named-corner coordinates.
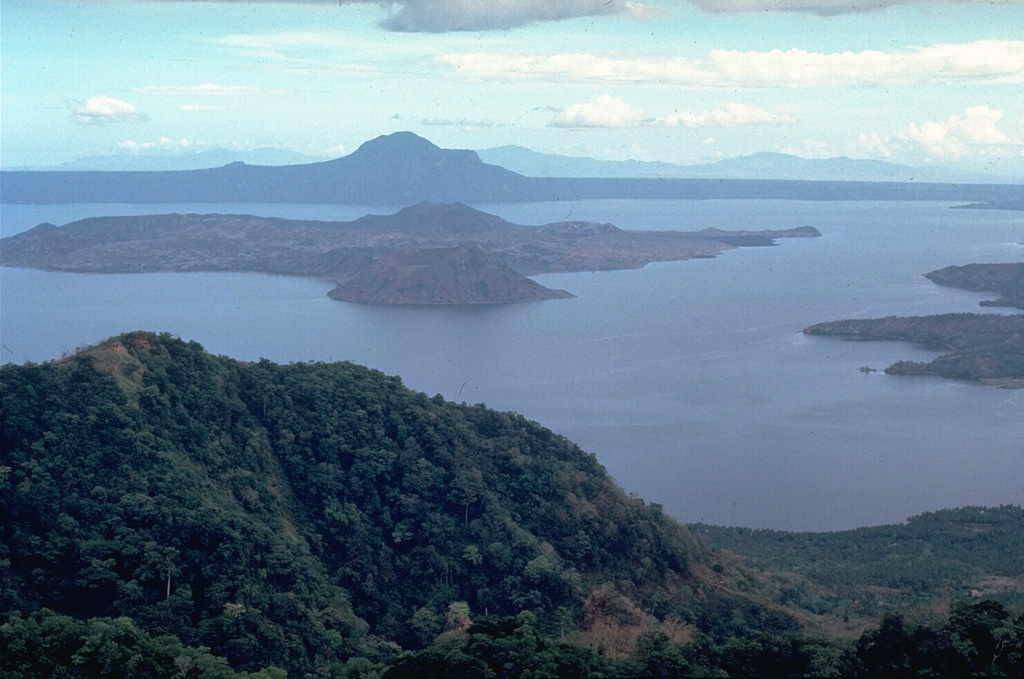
top-left (0, 201), bottom-right (820, 305)
top-left (805, 263), bottom-right (1024, 386)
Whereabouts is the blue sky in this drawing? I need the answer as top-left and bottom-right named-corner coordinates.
top-left (2, 0), bottom-right (1023, 174)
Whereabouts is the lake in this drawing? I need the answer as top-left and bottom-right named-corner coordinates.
top-left (2, 198), bottom-right (1022, 531)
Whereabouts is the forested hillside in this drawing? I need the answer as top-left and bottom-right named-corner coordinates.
top-left (2, 333), bottom-right (1022, 677)
top-left (0, 332), bottom-right (711, 675)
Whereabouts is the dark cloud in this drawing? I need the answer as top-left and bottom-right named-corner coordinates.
top-left (345, 0), bottom-right (623, 32)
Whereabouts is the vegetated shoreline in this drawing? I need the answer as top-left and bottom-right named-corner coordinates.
top-left (804, 262), bottom-right (1024, 386)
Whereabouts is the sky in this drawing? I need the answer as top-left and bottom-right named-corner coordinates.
top-left (2, 0), bottom-right (1023, 175)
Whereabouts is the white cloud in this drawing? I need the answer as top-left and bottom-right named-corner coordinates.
top-left (71, 96), bottom-right (149, 125)
top-left (657, 102), bottom-right (793, 127)
top-left (548, 97), bottom-right (793, 129)
top-left (857, 132), bottom-right (894, 158)
top-left (622, 2), bottom-right (671, 19)
top-left (549, 95), bottom-right (648, 128)
top-left (440, 40), bottom-right (1024, 87)
top-left (117, 137), bottom-right (193, 152)
top-left (139, 84), bottom-right (268, 96)
top-left (688, 0), bottom-right (1024, 16)
top-left (904, 106), bottom-right (1013, 156)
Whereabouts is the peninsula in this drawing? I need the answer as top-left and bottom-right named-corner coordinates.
top-left (1, 201), bottom-right (820, 305)
top-left (805, 262), bottom-right (1024, 386)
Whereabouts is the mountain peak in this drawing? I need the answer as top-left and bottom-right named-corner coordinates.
top-left (353, 131), bottom-right (444, 157)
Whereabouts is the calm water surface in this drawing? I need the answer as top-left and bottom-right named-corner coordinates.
top-left (2, 199), bottom-right (1022, 530)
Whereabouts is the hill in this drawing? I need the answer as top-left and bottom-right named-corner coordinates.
top-left (0, 332), bottom-right (724, 674)
top-left (0, 201), bottom-right (819, 305)
top-left (3, 131), bottom-right (1021, 205)
top-left (330, 242), bottom-right (574, 304)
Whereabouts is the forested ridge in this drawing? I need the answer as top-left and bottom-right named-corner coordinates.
top-left (2, 332), bottom-right (1022, 677)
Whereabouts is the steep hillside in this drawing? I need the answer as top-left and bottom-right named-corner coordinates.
top-left (0, 332), bottom-right (717, 674)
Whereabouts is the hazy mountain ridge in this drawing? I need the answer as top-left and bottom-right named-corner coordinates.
top-left (15, 140), bottom-right (1011, 184)
top-left (3, 132), bottom-right (1021, 205)
top-left (479, 146), bottom-right (1009, 183)
top-left (11, 147), bottom-right (325, 172)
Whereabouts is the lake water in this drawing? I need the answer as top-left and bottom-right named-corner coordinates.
top-left (2, 199), bottom-right (1022, 531)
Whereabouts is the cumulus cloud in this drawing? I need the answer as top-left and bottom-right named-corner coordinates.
top-left (549, 95), bottom-right (648, 128)
top-left (71, 96), bottom-right (149, 125)
top-left (657, 102), bottom-right (793, 127)
top-left (857, 132), bottom-right (894, 158)
top-left (904, 105), bottom-right (1012, 156)
top-left (688, 0), bottom-right (1024, 16)
top-left (441, 40), bottom-right (1024, 88)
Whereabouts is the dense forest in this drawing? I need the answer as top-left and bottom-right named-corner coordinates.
top-left (2, 333), bottom-right (1022, 676)
top-left (694, 506), bottom-right (1024, 623)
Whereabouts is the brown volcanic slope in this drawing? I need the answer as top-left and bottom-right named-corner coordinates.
top-left (1, 202), bottom-right (821, 304)
top-left (330, 242), bottom-right (574, 304)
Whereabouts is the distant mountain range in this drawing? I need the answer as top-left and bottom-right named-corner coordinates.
top-left (17, 140), bottom-right (1011, 184)
top-left (478, 146), bottom-right (1009, 184)
top-left (2, 131), bottom-right (1020, 205)
top-left (12, 147), bottom-right (325, 172)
